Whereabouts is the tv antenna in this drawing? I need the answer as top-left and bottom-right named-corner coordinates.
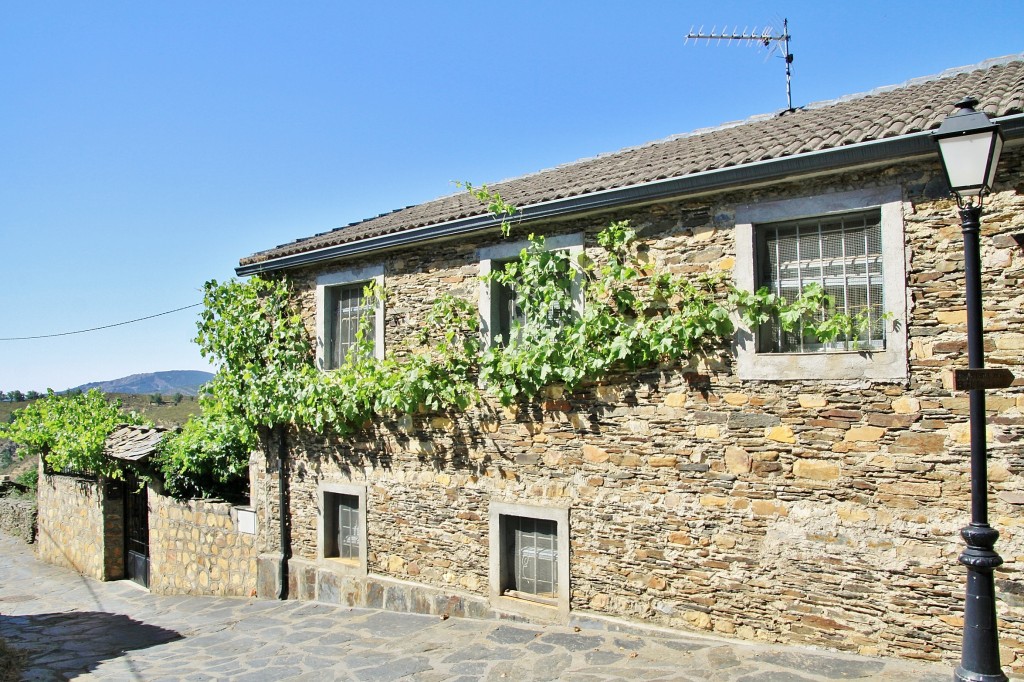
top-left (685, 18), bottom-right (795, 112)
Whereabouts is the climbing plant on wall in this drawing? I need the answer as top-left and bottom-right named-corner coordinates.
top-left (152, 182), bottom-right (885, 487)
top-left (469, 184), bottom-right (877, 405)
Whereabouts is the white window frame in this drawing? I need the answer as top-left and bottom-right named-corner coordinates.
top-left (733, 187), bottom-right (908, 381)
top-left (317, 481), bottom-right (367, 576)
top-left (478, 233), bottom-right (585, 349)
top-left (489, 501), bottom-right (570, 621)
top-left (315, 264), bottom-right (385, 369)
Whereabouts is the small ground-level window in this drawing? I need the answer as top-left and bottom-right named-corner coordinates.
top-left (503, 515), bottom-right (558, 601)
top-left (318, 482), bottom-right (367, 574)
top-left (489, 502), bottom-right (569, 620)
top-left (324, 492), bottom-right (360, 561)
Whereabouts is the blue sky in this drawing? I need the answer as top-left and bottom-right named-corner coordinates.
top-left (2, 1), bottom-right (1022, 393)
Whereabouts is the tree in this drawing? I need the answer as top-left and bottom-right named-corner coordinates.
top-left (150, 393), bottom-right (164, 405)
top-left (7, 390), bottom-right (24, 402)
top-left (156, 395), bottom-right (250, 499)
top-left (0, 389), bottom-right (144, 478)
top-left (25, 391), bottom-right (41, 400)
top-left (152, 276), bottom-right (314, 499)
top-left (193, 276), bottom-right (316, 443)
top-left (15, 467), bottom-right (38, 492)
top-left (172, 392), bottom-right (184, 405)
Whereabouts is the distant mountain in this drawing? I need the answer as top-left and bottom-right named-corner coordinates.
top-left (70, 370), bottom-right (214, 397)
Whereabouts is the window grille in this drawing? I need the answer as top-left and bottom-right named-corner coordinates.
top-left (327, 283), bottom-right (373, 367)
top-left (757, 210), bottom-right (885, 353)
top-left (495, 278), bottom-right (526, 345)
top-left (326, 493), bottom-right (359, 560)
top-left (494, 262), bottom-right (573, 346)
top-left (504, 516), bottom-right (558, 599)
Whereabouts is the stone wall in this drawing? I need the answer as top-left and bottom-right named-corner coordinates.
top-left (0, 496), bottom-right (36, 543)
top-left (286, 555), bottom-right (493, 618)
top-left (35, 469), bottom-right (258, 595)
top-left (36, 470), bottom-right (123, 581)
top-left (148, 492), bottom-right (258, 597)
top-left (253, 152), bottom-right (1024, 671)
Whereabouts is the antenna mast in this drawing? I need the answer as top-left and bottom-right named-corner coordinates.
top-left (685, 18), bottom-right (794, 112)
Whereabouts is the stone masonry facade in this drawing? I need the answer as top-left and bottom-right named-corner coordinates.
top-left (251, 149), bottom-right (1024, 671)
top-left (148, 492), bottom-right (258, 597)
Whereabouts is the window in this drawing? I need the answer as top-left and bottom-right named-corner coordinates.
top-left (493, 269), bottom-right (527, 346)
top-left (489, 502), bottom-right (569, 620)
top-left (478, 234), bottom-right (584, 348)
top-left (503, 516), bottom-right (558, 600)
top-left (326, 283), bottom-right (374, 366)
top-left (317, 482), bottom-right (367, 574)
top-left (324, 492), bottom-right (360, 561)
top-left (315, 265), bottom-right (385, 369)
top-left (757, 210), bottom-right (885, 353)
top-left (734, 187), bottom-right (907, 381)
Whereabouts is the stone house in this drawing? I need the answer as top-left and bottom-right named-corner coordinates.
top-left (237, 56), bottom-right (1024, 669)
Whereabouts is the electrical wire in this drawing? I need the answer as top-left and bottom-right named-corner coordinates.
top-left (0, 303), bottom-right (202, 341)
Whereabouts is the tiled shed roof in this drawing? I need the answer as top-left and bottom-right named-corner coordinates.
top-left (241, 55), bottom-right (1024, 268)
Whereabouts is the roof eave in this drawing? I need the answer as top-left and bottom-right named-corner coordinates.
top-left (236, 113), bottom-right (1024, 277)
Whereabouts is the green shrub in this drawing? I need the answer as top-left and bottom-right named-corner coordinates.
top-left (14, 467), bottom-right (37, 492)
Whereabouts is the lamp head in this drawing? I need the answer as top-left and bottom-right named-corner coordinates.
top-left (933, 97), bottom-right (1003, 207)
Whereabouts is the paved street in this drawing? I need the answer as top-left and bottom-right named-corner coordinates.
top-left (0, 533), bottom-right (952, 681)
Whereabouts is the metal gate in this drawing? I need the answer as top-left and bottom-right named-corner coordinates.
top-left (124, 473), bottom-right (150, 588)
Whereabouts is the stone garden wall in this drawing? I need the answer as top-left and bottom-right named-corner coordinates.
top-left (148, 493), bottom-right (258, 597)
top-left (0, 496), bottom-right (36, 543)
top-left (36, 470), bottom-right (123, 581)
top-left (34, 469), bottom-right (257, 595)
top-left (252, 151), bottom-right (1024, 671)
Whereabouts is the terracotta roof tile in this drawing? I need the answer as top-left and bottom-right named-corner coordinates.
top-left (241, 56), bottom-right (1024, 267)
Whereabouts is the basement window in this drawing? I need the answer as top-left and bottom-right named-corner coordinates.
top-left (502, 515), bottom-right (558, 603)
top-left (324, 492), bottom-right (360, 562)
top-left (489, 502), bottom-right (569, 620)
top-left (318, 482), bottom-right (367, 574)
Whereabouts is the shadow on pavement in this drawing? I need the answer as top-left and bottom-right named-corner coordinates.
top-left (0, 610), bottom-right (181, 680)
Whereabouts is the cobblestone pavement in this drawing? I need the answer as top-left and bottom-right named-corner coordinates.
top-left (0, 534), bottom-right (952, 681)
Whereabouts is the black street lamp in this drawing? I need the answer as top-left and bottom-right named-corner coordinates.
top-left (933, 97), bottom-right (1006, 682)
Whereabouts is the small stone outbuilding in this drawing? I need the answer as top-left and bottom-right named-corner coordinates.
top-left (35, 425), bottom-right (259, 596)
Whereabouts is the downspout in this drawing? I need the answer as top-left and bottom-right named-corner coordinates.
top-left (276, 424), bottom-right (291, 600)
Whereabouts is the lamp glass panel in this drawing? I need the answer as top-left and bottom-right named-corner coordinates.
top-left (985, 134), bottom-right (1004, 190)
top-left (937, 132), bottom-right (998, 195)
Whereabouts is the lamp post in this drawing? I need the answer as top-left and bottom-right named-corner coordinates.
top-left (933, 97), bottom-right (1006, 682)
